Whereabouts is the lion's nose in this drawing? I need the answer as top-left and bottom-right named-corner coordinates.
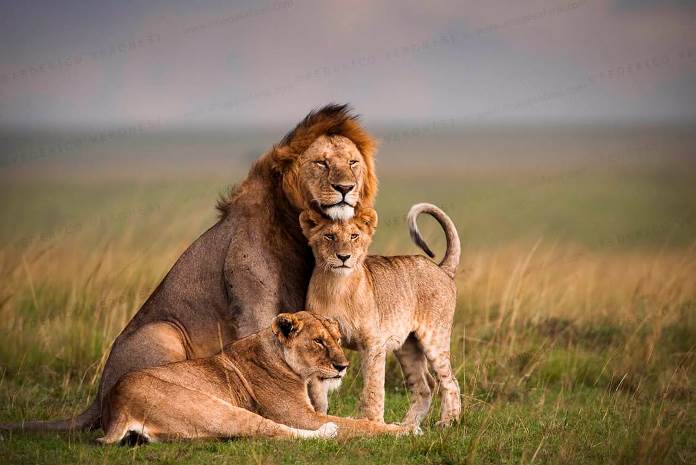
top-left (333, 362), bottom-right (349, 372)
top-left (336, 254), bottom-right (351, 263)
top-left (332, 183), bottom-right (354, 195)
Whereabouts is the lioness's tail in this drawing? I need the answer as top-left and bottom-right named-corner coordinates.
top-left (407, 203), bottom-right (460, 278)
top-left (0, 398), bottom-right (100, 432)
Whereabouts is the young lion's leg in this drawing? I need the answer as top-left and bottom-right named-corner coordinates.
top-left (359, 345), bottom-right (387, 422)
top-left (395, 335), bottom-right (435, 425)
top-left (418, 330), bottom-right (461, 427)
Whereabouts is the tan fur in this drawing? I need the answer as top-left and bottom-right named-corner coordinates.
top-left (300, 204), bottom-right (462, 427)
top-left (97, 312), bottom-right (417, 444)
top-left (1, 104), bottom-right (379, 433)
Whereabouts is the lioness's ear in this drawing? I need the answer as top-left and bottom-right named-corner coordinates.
top-left (326, 317), bottom-right (342, 342)
top-left (272, 313), bottom-right (304, 341)
top-left (299, 210), bottom-right (323, 239)
top-left (356, 207), bottom-right (378, 233)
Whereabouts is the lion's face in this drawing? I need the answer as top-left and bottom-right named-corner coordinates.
top-left (289, 135), bottom-right (368, 220)
top-left (300, 208), bottom-right (378, 276)
top-left (272, 311), bottom-right (349, 381)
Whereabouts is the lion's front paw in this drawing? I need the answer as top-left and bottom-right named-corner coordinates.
top-left (316, 422), bottom-right (338, 439)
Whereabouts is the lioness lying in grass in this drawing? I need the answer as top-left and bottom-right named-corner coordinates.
top-left (301, 203), bottom-right (461, 427)
top-left (97, 311), bottom-right (416, 444)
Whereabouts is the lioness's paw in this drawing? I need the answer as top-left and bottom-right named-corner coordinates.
top-left (316, 422), bottom-right (338, 439)
top-left (388, 422), bottom-right (421, 436)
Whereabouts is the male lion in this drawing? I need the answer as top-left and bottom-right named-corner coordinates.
top-left (300, 203), bottom-right (461, 427)
top-left (98, 312), bottom-right (415, 444)
top-left (1, 104), bottom-right (377, 432)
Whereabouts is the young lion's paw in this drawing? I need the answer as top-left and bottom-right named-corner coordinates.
top-left (401, 423), bottom-right (423, 436)
top-left (435, 417), bottom-right (458, 429)
top-left (316, 422), bottom-right (338, 439)
top-left (410, 424), bottom-right (424, 436)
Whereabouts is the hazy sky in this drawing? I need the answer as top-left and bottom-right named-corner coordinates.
top-left (1, 0), bottom-right (695, 129)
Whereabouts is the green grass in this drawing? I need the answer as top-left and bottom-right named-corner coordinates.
top-left (1, 130), bottom-right (695, 464)
top-left (4, 387), bottom-right (688, 465)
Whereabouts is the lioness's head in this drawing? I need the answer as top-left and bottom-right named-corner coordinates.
top-left (272, 104), bottom-right (377, 220)
top-left (272, 311), bottom-right (349, 381)
top-left (299, 207), bottom-right (378, 276)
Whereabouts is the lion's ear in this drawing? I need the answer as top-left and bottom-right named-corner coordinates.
top-left (271, 145), bottom-right (297, 171)
top-left (272, 313), bottom-right (304, 341)
top-left (356, 207), bottom-right (378, 233)
top-left (299, 210), bottom-right (323, 239)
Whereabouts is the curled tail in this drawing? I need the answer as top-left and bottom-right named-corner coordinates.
top-left (0, 398), bottom-right (100, 432)
top-left (407, 203), bottom-right (461, 278)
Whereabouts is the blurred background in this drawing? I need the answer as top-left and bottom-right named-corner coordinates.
top-left (1, 1), bottom-right (695, 463)
top-left (1, 0), bottom-right (695, 247)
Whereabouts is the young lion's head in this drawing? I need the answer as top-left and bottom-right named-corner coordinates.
top-left (272, 104), bottom-right (377, 220)
top-left (299, 207), bottom-right (378, 276)
top-left (272, 311), bottom-right (349, 381)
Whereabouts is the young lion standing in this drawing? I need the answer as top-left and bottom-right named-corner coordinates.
top-left (300, 203), bottom-right (461, 427)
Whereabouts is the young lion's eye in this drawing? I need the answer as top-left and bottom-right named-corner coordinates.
top-left (324, 234), bottom-right (336, 241)
top-left (314, 160), bottom-right (328, 168)
top-left (350, 233), bottom-right (359, 240)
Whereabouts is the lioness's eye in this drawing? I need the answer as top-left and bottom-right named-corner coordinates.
top-left (349, 160), bottom-right (359, 166)
top-left (350, 233), bottom-right (359, 240)
top-left (324, 234), bottom-right (336, 241)
top-left (314, 160), bottom-right (328, 168)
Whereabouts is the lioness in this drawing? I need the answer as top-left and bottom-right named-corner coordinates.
top-left (300, 203), bottom-right (461, 427)
top-left (1, 104), bottom-right (378, 432)
top-left (98, 311), bottom-right (415, 443)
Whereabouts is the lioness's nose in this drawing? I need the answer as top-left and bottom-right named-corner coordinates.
top-left (337, 254), bottom-right (351, 263)
top-left (332, 183), bottom-right (354, 195)
top-left (333, 362), bottom-right (349, 372)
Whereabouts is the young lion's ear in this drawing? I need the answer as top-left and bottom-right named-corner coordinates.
top-left (356, 207), bottom-right (378, 233)
top-left (299, 209), bottom-right (323, 239)
top-left (272, 313), bottom-right (304, 341)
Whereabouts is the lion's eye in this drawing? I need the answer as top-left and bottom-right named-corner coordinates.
top-left (323, 234), bottom-right (336, 241)
top-left (314, 160), bottom-right (328, 168)
top-left (349, 160), bottom-right (359, 166)
top-left (313, 338), bottom-right (324, 346)
top-left (350, 233), bottom-right (359, 240)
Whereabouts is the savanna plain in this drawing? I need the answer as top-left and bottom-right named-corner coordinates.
top-left (0, 127), bottom-right (694, 464)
